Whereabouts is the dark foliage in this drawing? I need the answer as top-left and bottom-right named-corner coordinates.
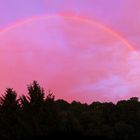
top-left (0, 81), bottom-right (140, 139)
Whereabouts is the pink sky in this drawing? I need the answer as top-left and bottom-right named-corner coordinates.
top-left (0, 0), bottom-right (140, 103)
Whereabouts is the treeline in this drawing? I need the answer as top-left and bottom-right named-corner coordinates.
top-left (0, 81), bottom-right (140, 139)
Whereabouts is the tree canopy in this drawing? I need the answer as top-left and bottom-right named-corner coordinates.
top-left (0, 81), bottom-right (139, 139)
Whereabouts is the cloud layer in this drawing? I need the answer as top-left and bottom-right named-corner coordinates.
top-left (0, 16), bottom-right (140, 103)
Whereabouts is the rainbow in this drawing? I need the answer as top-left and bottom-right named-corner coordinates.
top-left (0, 14), bottom-right (134, 51)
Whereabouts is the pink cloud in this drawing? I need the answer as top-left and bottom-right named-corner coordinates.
top-left (0, 16), bottom-right (140, 103)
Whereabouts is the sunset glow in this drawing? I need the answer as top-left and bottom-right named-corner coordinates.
top-left (0, 0), bottom-right (140, 103)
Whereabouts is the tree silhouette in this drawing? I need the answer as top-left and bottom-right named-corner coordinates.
top-left (27, 81), bottom-right (44, 106)
top-left (0, 88), bottom-right (19, 109)
top-left (0, 81), bottom-right (140, 139)
top-left (20, 81), bottom-right (46, 136)
top-left (0, 88), bottom-right (21, 138)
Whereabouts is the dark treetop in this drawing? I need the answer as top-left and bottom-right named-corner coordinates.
top-left (0, 81), bottom-right (139, 139)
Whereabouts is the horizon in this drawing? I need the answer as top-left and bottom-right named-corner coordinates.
top-left (0, 80), bottom-right (139, 104)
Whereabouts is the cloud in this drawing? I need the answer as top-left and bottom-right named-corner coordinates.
top-left (0, 16), bottom-right (140, 103)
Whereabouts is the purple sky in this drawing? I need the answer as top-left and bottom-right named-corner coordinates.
top-left (0, 0), bottom-right (140, 103)
top-left (0, 0), bottom-right (140, 49)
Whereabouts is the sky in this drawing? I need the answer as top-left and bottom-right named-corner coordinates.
top-left (0, 0), bottom-right (140, 103)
